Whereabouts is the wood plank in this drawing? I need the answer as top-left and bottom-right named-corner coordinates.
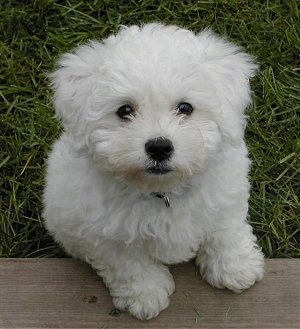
top-left (0, 259), bottom-right (299, 328)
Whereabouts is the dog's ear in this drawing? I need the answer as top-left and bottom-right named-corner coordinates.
top-left (49, 42), bottom-right (102, 132)
top-left (197, 30), bottom-right (258, 142)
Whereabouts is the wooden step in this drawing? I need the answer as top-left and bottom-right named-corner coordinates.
top-left (0, 258), bottom-right (299, 328)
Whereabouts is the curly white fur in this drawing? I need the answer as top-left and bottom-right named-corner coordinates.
top-left (43, 23), bottom-right (264, 320)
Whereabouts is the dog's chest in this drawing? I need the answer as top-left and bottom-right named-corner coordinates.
top-left (144, 233), bottom-right (200, 264)
top-left (99, 195), bottom-right (204, 263)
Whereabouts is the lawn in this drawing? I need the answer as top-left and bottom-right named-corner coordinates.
top-left (1, 0), bottom-right (299, 258)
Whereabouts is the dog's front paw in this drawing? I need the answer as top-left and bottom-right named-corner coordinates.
top-left (197, 245), bottom-right (265, 293)
top-left (113, 288), bottom-right (170, 320)
top-left (111, 269), bottom-right (175, 320)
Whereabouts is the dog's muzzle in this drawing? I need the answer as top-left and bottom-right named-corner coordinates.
top-left (145, 137), bottom-right (173, 175)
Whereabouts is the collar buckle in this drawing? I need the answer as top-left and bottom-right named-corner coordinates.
top-left (151, 192), bottom-right (170, 207)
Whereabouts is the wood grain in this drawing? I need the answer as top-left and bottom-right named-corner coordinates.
top-left (0, 259), bottom-right (299, 328)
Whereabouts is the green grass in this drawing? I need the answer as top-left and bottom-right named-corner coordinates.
top-left (1, 0), bottom-right (299, 258)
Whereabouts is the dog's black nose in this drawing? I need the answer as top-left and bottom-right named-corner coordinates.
top-left (145, 137), bottom-right (174, 162)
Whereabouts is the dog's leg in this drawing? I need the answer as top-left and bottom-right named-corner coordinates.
top-left (196, 222), bottom-right (264, 292)
top-left (89, 242), bottom-right (175, 320)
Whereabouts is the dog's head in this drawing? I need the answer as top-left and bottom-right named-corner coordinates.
top-left (50, 24), bottom-right (257, 191)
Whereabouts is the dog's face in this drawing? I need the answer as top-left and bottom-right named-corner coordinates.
top-left (50, 24), bottom-right (257, 191)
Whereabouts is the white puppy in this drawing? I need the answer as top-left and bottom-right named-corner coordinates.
top-left (43, 23), bottom-right (264, 320)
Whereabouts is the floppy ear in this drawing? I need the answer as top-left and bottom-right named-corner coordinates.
top-left (197, 30), bottom-right (258, 142)
top-left (49, 42), bottom-right (103, 132)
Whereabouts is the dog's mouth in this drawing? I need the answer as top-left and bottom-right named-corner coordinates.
top-left (146, 163), bottom-right (172, 175)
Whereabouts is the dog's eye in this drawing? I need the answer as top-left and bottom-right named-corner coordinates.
top-left (116, 105), bottom-right (135, 120)
top-left (176, 103), bottom-right (193, 115)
